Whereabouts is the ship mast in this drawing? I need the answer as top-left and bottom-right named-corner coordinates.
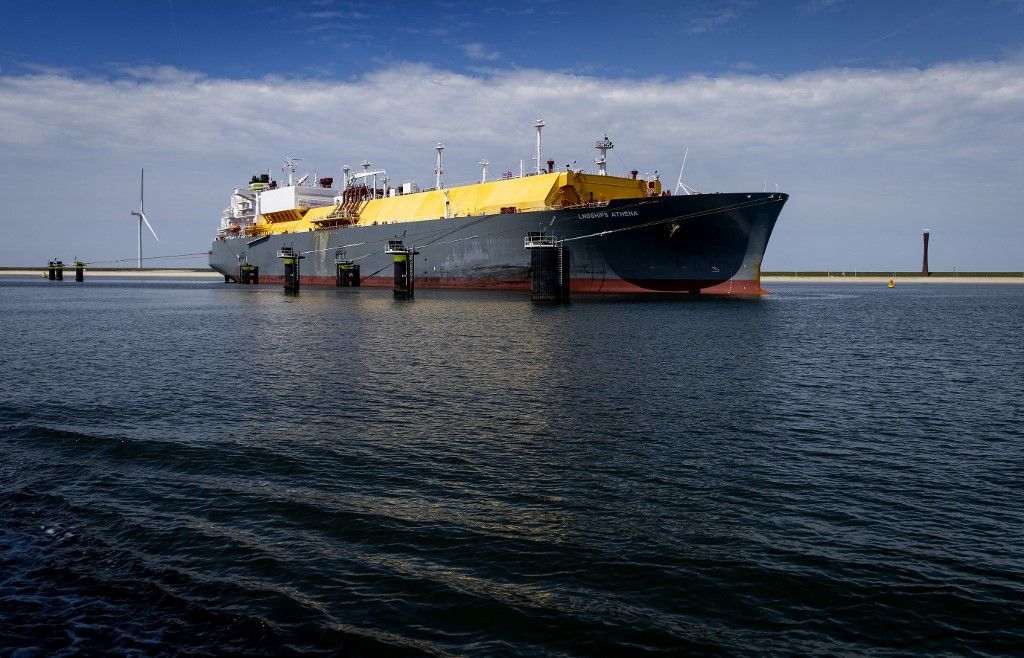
top-left (479, 159), bottom-right (489, 183)
top-left (435, 142), bottom-right (445, 189)
top-left (283, 157), bottom-right (300, 186)
top-left (594, 135), bottom-right (613, 175)
top-left (533, 119), bottom-right (544, 174)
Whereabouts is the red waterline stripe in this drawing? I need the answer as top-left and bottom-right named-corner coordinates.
top-left (241, 275), bottom-right (767, 295)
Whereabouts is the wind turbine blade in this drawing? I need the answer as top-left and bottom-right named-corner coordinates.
top-left (676, 148), bottom-right (689, 193)
top-left (140, 168), bottom-right (145, 214)
top-left (140, 212), bottom-right (159, 241)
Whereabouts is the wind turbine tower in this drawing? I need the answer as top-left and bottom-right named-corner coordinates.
top-left (129, 168), bottom-right (160, 269)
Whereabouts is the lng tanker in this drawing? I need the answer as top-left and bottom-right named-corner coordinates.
top-left (209, 124), bottom-right (788, 294)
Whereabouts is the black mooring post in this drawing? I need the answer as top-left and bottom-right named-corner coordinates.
top-left (238, 259), bottom-right (259, 285)
top-left (529, 247), bottom-right (559, 302)
top-left (525, 233), bottom-right (569, 303)
top-left (385, 241), bottom-right (418, 299)
top-left (393, 252), bottom-right (410, 298)
top-left (284, 259), bottom-right (298, 291)
top-left (336, 260), bottom-right (358, 287)
top-left (48, 261), bottom-right (56, 281)
top-left (75, 261), bottom-right (84, 282)
top-left (54, 261), bottom-right (64, 281)
top-left (335, 249), bottom-right (361, 287)
top-left (277, 247), bottom-right (303, 293)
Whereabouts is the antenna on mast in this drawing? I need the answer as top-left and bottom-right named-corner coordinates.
top-left (361, 160), bottom-right (372, 194)
top-left (533, 119), bottom-right (544, 174)
top-left (283, 157), bottom-right (301, 186)
top-left (434, 143), bottom-right (445, 189)
top-left (594, 135), bottom-right (613, 175)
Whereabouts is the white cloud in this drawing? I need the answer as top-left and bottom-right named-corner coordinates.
top-left (799, 0), bottom-right (846, 15)
top-left (113, 64), bottom-right (206, 83)
top-left (684, 1), bottom-right (755, 34)
top-left (301, 10), bottom-right (346, 18)
top-left (0, 60), bottom-right (1021, 270)
top-left (299, 9), bottom-right (368, 20)
top-left (686, 8), bottom-right (738, 33)
top-left (460, 42), bottom-right (501, 61)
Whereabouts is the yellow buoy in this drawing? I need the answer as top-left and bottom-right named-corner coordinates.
top-left (887, 278), bottom-right (895, 288)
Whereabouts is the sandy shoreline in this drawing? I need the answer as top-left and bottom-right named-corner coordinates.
top-left (762, 276), bottom-right (1024, 285)
top-left (1, 268), bottom-right (221, 278)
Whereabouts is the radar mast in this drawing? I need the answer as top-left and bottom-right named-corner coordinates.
top-left (594, 135), bottom-right (613, 175)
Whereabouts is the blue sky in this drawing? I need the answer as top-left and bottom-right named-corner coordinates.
top-left (1, 1), bottom-right (1023, 269)
top-left (4, 1), bottom-right (1022, 78)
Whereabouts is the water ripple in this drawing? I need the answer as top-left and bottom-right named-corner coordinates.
top-left (1, 279), bottom-right (1023, 655)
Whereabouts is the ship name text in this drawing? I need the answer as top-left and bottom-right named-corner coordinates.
top-left (578, 210), bottom-right (639, 219)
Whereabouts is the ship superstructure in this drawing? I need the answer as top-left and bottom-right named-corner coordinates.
top-left (210, 122), bottom-right (788, 295)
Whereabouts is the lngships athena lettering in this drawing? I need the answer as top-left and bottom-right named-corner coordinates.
top-left (209, 122), bottom-right (788, 294)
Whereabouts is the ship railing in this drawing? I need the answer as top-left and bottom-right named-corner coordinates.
top-left (565, 200), bottom-right (610, 210)
top-left (534, 200), bottom-right (611, 212)
top-left (524, 233), bottom-right (559, 249)
top-left (320, 207), bottom-right (359, 221)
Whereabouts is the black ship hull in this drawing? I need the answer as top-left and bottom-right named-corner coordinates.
top-left (209, 193), bottom-right (788, 294)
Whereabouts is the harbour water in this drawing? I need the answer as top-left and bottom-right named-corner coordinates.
top-left (1, 277), bottom-right (1022, 656)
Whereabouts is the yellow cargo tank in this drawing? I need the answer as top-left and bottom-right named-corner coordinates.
top-left (249, 171), bottom-right (660, 236)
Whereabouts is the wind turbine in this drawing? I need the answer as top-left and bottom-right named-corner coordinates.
top-left (675, 148), bottom-right (700, 195)
top-left (129, 168), bottom-right (159, 269)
